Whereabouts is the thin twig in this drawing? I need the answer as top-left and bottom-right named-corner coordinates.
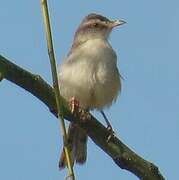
top-left (40, 1), bottom-right (75, 179)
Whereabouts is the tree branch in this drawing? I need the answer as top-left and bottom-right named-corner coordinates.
top-left (0, 54), bottom-right (165, 180)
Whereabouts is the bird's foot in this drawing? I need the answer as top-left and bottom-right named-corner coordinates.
top-left (100, 111), bottom-right (117, 142)
top-left (106, 124), bottom-right (116, 142)
top-left (69, 97), bottom-right (80, 114)
top-left (69, 97), bottom-right (91, 122)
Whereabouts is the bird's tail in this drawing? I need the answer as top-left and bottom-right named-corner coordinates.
top-left (59, 122), bottom-right (87, 169)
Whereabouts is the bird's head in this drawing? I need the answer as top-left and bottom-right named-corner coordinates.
top-left (74, 13), bottom-right (126, 43)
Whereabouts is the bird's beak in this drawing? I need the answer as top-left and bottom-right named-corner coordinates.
top-left (111, 20), bottom-right (126, 28)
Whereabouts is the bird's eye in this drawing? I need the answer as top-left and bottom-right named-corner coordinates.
top-left (93, 23), bottom-right (98, 27)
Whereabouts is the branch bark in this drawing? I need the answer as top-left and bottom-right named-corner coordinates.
top-left (0, 54), bottom-right (165, 180)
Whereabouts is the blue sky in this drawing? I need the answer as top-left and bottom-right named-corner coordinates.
top-left (0, 0), bottom-right (179, 179)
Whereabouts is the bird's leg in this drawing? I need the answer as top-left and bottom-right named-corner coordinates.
top-left (69, 97), bottom-right (91, 122)
top-left (100, 110), bottom-right (116, 142)
top-left (100, 110), bottom-right (113, 130)
top-left (69, 97), bottom-right (80, 114)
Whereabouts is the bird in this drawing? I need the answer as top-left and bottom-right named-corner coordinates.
top-left (58, 13), bottom-right (125, 169)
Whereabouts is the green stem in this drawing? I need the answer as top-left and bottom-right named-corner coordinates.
top-left (41, 0), bottom-right (75, 179)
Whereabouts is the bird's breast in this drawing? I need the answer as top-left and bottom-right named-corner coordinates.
top-left (81, 39), bottom-right (121, 109)
top-left (80, 39), bottom-right (117, 63)
top-left (59, 39), bottom-right (121, 109)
